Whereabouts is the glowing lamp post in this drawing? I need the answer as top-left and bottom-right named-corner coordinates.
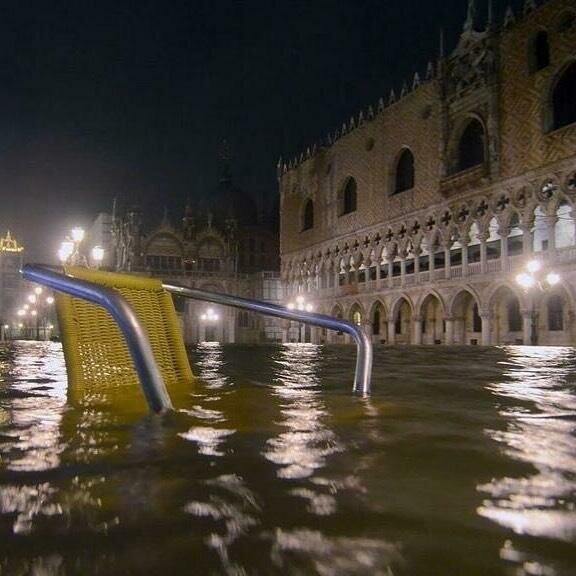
top-left (58, 227), bottom-right (86, 265)
top-left (91, 246), bottom-right (105, 269)
top-left (516, 259), bottom-right (560, 346)
top-left (200, 308), bottom-right (220, 342)
top-left (286, 295), bottom-right (314, 342)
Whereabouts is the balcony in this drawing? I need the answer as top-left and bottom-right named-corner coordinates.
top-left (308, 246), bottom-right (576, 300)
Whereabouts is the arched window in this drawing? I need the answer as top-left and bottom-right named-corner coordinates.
top-left (548, 295), bottom-right (564, 331)
top-left (372, 308), bottom-right (381, 335)
top-left (457, 119), bottom-right (485, 171)
top-left (552, 62), bottom-right (576, 131)
top-left (507, 213), bottom-right (524, 256)
top-left (302, 199), bottom-right (314, 231)
top-left (394, 149), bottom-right (415, 194)
top-left (341, 178), bottom-right (357, 215)
top-left (472, 303), bottom-right (482, 333)
top-left (529, 31), bottom-right (550, 73)
top-left (352, 309), bottom-right (362, 326)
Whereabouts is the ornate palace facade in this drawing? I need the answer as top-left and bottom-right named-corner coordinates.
top-left (280, 0), bottom-right (576, 346)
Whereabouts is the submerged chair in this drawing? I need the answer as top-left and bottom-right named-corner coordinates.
top-left (23, 264), bottom-right (372, 413)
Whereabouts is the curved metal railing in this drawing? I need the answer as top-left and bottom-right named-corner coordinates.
top-left (22, 264), bottom-right (373, 412)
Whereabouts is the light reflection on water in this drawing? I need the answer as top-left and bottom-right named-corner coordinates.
top-left (1, 342), bottom-right (575, 574)
top-left (478, 346), bottom-right (576, 546)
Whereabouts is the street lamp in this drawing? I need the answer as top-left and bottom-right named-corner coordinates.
top-left (286, 295), bottom-right (314, 342)
top-left (58, 227), bottom-right (86, 265)
top-left (91, 246), bottom-right (105, 268)
top-left (200, 308), bottom-right (220, 342)
top-left (516, 259), bottom-right (560, 346)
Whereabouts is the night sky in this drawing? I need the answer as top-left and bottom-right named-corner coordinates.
top-left (0, 0), bottom-right (520, 260)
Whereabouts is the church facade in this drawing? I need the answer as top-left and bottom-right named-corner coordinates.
top-left (279, 0), bottom-right (576, 346)
top-left (111, 162), bottom-right (282, 344)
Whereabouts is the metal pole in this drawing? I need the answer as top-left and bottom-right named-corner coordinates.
top-left (163, 282), bottom-right (373, 395)
top-left (22, 264), bottom-right (173, 413)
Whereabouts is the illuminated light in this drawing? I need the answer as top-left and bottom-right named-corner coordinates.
top-left (3, 324), bottom-right (8, 329)
top-left (287, 303), bottom-right (295, 310)
top-left (296, 295), bottom-right (305, 305)
top-left (305, 303), bottom-right (314, 312)
top-left (46, 296), bottom-right (54, 305)
top-left (58, 240), bottom-right (75, 263)
top-left (516, 273), bottom-right (536, 289)
top-left (546, 272), bottom-right (560, 286)
top-left (28, 294), bottom-right (37, 304)
top-left (70, 227), bottom-right (85, 243)
top-left (527, 260), bottom-right (542, 273)
top-left (47, 324), bottom-right (54, 330)
top-left (17, 310), bottom-right (25, 317)
top-left (34, 286), bottom-right (43, 295)
top-left (91, 245), bottom-right (105, 263)
top-left (23, 304), bottom-right (30, 311)
top-left (18, 323), bottom-right (23, 328)
top-left (31, 310), bottom-right (37, 316)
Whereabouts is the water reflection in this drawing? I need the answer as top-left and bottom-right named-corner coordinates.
top-left (478, 346), bottom-right (576, 544)
top-left (264, 344), bottom-right (343, 481)
top-left (1, 341), bottom-right (67, 472)
top-left (178, 342), bottom-right (235, 457)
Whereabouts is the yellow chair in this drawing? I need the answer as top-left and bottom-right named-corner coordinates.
top-left (55, 267), bottom-right (193, 411)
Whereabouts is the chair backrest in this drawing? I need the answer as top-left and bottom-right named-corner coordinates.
top-left (55, 267), bottom-right (193, 402)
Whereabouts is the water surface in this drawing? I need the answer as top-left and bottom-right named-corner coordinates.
top-left (1, 341), bottom-right (575, 575)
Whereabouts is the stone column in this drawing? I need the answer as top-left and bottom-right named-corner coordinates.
top-left (522, 311), bottom-right (533, 346)
top-left (400, 258), bottom-right (406, 287)
top-left (547, 216), bottom-right (558, 253)
top-left (480, 234), bottom-right (488, 274)
top-left (521, 224), bottom-right (533, 255)
top-left (462, 245), bottom-right (469, 277)
top-left (445, 317), bottom-right (455, 345)
top-left (500, 226), bottom-right (509, 272)
top-left (413, 248), bottom-right (421, 283)
top-left (444, 247), bottom-right (451, 280)
top-left (413, 316), bottom-right (423, 345)
top-left (480, 312), bottom-right (491, 346)
top-left (388, 260), bottom-right (394, 289)
top-left (387, 320), bottom-right (396, 345)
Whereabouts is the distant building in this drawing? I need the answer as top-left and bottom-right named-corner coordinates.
top-left (0, 231), bottom-right (25, 328)
top-left (111, 146), bottom-right (283, 344)
top-left (280, 0), bottom-right (576, 346)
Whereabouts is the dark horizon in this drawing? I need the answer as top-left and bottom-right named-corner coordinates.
top-left (0, 0), bottom-right (521, 260)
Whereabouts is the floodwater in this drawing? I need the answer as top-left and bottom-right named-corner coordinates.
top-left (1, 341), bottom-right (575, 576)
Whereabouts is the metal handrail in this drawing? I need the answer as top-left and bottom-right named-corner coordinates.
top-left (22, 264), bottom-right (373, 413)
top-left (163, 282), bottom-right (372, 395)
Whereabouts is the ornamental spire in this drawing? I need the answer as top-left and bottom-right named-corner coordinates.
top-left (463, 0), bottom-right (477, 33)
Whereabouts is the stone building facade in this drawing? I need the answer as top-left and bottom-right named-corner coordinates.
top-left (279, 0), bottom-right (576, 346)
top-left (111, 175), bottom-right (282, 344)
top-left (0, 231), bottom-right (25, 330)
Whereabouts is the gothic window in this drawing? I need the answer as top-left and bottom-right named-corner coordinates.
top-left (529, 31), bottom-right (550, 73)
top-left (395, 309), bottom-right (403, 335)
top-left (548, 295), bottom-right (564, 331)
top-left (472, 303), bottom-right (482, 333)
top-left (457, 119), bottom-right (485, 172)
top-left (393, 149), bottom-right (415, 194)
top-left (372, 308), bottom-right (381, 335)
top-left (302, 199), bottom-right (314, 231)
top-left (508, 297), bottom-right (522, 332)
top-left (352, 309), bottom-right (362, 326)
top-left (507, 213), bottom-right (524, 256)
top-left (552, 62), bottom-right (576, 131)
top-left (341, 177), bottom-right (357, 215)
